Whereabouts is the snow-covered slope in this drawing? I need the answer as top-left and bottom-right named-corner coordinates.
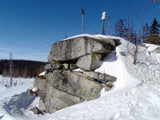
top-left (0, 34), bottom-right (160, 120)
top-left (0, 77), bottom-right (35, 120)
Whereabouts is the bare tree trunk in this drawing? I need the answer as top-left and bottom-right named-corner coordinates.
top-left (127, 43), bottom-right (139, 65)
top-left (133, 45), bottom-right (138, 65)
top-left (10, 53), bottom-right (13, 86)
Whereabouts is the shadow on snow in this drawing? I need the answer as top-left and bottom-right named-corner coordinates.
top-left (3, 90), bottom-right (35, 116)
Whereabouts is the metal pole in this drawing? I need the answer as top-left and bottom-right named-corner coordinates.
top-left (102, 19), bottom-right (105, 35)
top-left (81, 8), bottom-right (85, 33)
top-left (82, 14), bottom-right (85, 33)
top-left (109, 16), bottom-right (110, 35)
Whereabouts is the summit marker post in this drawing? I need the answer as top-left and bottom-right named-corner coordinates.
top-left (101, 10), bottom-right (106, 35)
top-left (80, 8), bottom-right (85, 33)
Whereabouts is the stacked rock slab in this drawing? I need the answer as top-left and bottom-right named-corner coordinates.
top-left (33, 35), bottom-right (119, 113)
top-left (48, 36), bottom-right (118, 71)
top-left (48, 36), bottom-right (115, 61)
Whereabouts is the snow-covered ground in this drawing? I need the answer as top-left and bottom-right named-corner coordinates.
top-left (0, 34), bottom-right (160, 120)
top-left (0, 76), bottom-right (36, 120)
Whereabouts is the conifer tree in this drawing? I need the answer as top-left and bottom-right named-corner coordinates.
top-left (145, 18), bottom-right (160, 45)
top-left (150, 18), bottom-right (160, 34)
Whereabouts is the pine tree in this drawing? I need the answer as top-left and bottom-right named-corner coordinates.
top-left (150, 18), bottom-right (160, 34)
top-left (145, 18), bottom-right (160, 45)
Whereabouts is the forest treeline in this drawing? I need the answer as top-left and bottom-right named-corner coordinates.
top-left (114, 17), bottom-right (160, 45)
top-left (0, 60), bottom-right (46, 78)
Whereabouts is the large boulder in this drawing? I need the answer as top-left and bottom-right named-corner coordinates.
top-left (48, 36), bottom-right (115, 62)
top-left (44, 86), bottom-right (83, 113)
top-left (46, 70), bottom-right (102, 101)
top-left (42, 70), bottom-right (102, 113)
top-left (76, 54), bottom-right (102, 71)
top-left (32, 35), bottom-right (119, 114)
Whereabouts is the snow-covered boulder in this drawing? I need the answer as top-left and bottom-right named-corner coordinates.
top-left (32, 34), bottom-right (119, 114)
top-left (48, 36), bottom-right (116, 62)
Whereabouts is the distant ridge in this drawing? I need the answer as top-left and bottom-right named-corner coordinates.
top-left (0, 60), bottom-right (46, 78)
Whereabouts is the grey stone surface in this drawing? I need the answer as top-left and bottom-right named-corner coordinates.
top-left (102, 84), bottom-right (111, 91)
top-left (76, 54), bottom-right (102, 71)
top-left (63, 63), bottom-right (69, 69)
top-left (30, 107), bottom-right (44, 115)
top-left (46, 70), bottom-right (102, 101)
top-left (39, 99), bottom-right (45, 110)
top-left (44, 64), bottom-right (52, 70)
top-left (45, 61), bottom-right (64, 75)
top-left (34, 78), bottom-right (47, 91)
top-left (63, 63), bottom-right (78, 70)
top-left (83, 71), bottom-right (117, 83)
top-left (48, 36), bottom-right (114, 61)
top-left (34, 70), bottom-right (113, 114)
top-left (97, 38), bottom-right (116, 47)
top-left (33, 78), bottom-right (47, 101)
top-left (151, 47), bottom-right (160, 53)
top-left (52, 63), bottom-right (63, 69)
top-left (106, 82), bottom-right (113, 87)
top-left (44, 86), bottom-right (83, 113)
top-left (45, 63), bottom-right (63, 74)
top-left (99, 73), bottom-right (117, 82)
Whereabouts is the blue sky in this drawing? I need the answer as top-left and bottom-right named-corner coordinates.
top-left (0, 0), bottom-right (159, 61)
